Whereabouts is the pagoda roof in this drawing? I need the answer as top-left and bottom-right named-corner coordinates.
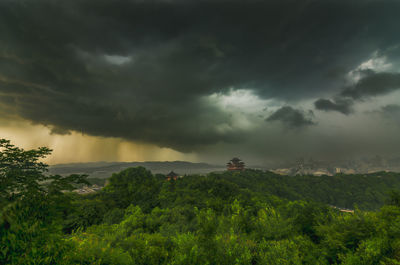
top-left (167, 171), bottom-right (178, 177)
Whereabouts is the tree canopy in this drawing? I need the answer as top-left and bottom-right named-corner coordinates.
top-left (2, 138), bottom-right (400, 264)
top-left (0, 139), bottom-right (88, 206)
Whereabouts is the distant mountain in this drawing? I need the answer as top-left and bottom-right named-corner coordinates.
top-left (49, 161), bottom-right (226, 178)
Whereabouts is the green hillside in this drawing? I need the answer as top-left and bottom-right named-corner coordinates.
top-left (3, 139), bottom-right (400, 264)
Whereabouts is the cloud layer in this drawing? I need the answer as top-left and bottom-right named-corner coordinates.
top-left (266, 107), bottom-right (315, 128)
top-left (1, 0), bottom-right (400, 162)
top-left (314, 98), bottom-right (353, 115)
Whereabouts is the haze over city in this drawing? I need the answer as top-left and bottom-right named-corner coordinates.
top-left (1, 0), bottom-right (400, 165)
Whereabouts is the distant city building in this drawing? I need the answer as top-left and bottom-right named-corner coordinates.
top-left (166, 171), bottom-right (179, 181)
top-left (227, 157), bottom-right (245, 171)
top-left (73, 184), bottom-right (102, 194)
top-left (312, 169), bottom-right (330, 176)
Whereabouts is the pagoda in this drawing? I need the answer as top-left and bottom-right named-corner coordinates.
top-left (227, 157), bottom-right (245, 171)
top-left (166, 171), bottom-right (179, 181)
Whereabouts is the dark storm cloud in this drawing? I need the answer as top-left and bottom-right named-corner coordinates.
top-left (314, 71), bottom-right (400, 114)
top-left (266, 106), bottom-right (315, 128)
top-left (1, 0), bottom-right (400, 152)
top-left (366, 104), bottom-right (400, 126)
top-left (314, 98), bottom-right (354, 115)
top-left (381, 104), bottom-right (400, 114)
top-left (341, 72), bottom-right (400, 100)
top-left (378, 104), bottom-right (400, 123)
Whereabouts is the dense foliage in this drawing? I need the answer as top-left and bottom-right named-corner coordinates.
top-left (3, 138), bottom-right (400, 264)
top-left (206, 170), bottom-right (400, 210)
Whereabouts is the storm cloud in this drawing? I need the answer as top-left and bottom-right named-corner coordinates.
top-left (314, 98), bottom-right (354, 115)
top-left (1, 0), bottom-right (400, 160)
top-left (377, 104), bottom-right (400, 124)
top-left (266, 107), bottom-right (315, 128)
top-left (341, 72), bottom-right (400, 100)
top-left (314, 71), bottom-right (400, 115)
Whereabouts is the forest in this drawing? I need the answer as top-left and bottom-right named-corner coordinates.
top-left (3, 139), bottom-right (400, 264)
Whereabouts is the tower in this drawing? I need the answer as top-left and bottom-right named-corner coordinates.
top-left (227, 157), bottom-right (245, 171)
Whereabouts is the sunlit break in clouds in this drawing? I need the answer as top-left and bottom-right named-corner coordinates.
top-left (1, 0), bottom-right (400, 164)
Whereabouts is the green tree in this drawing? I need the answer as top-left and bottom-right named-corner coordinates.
top-left (0, 138), bottom-right (88, 207)
top-left (103, 166), bottom-right (161, 211)
top-left (0, 139), bottom-right (88, 264)
top-left (386, 190), bottom-right (400, 207)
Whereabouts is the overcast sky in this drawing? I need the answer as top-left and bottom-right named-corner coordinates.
top-left (1, 0), bottom-right (400, 165)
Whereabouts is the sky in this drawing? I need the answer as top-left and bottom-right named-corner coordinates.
top-left (1, 0), bottom-right (400, 165)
